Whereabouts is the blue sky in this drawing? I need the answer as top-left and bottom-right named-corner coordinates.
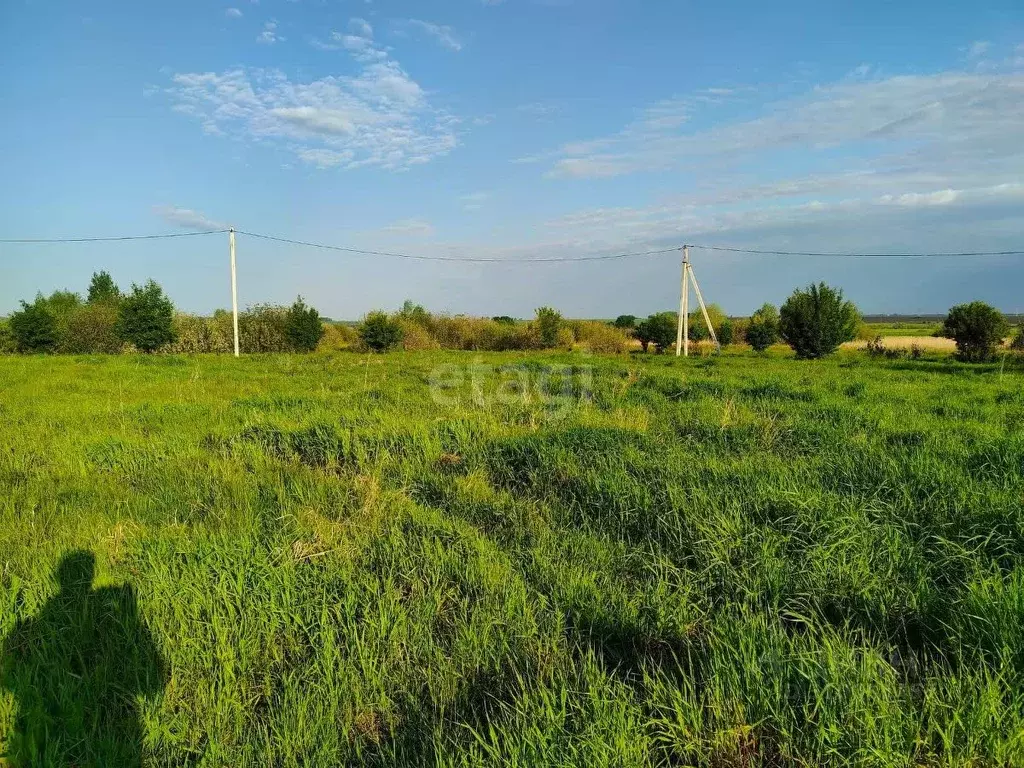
top-left (1, 0), bottom-right (1023, 318)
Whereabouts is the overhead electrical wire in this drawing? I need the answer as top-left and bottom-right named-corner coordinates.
top-left (1, 226), bottom-right (1022, 261)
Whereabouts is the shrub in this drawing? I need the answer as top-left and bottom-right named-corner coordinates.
top-left (169, 313), bottom-right (234, 354)
top-left (718, 318), bottom-right (734, 346)
top-left (284, 296), bottom-right (326, 353)
top-left (359, 311), bottom-right (404, 352)
top-left (941, 301), bottom-right (1010, 362)
top-left (745, 304), bottom-right (780, 352)
top-left (0, 319), bottom-right (15, 354)
top-left (636, 312), bottom-right (677, 353)
top-left (687, 303), bottom-right (727, 342)
top-left (87, 271), bottom-right (121, 305)
top-left (779, 283), bottom-right (860, 359)
top-left (8, 299), bottom-right (57, 352)
top-left (535, 307), bottom-right (562, 348)
top-left (399, 319), bottom-right (441, 351)
top-left (492, 316), bottom-right (516, 325)
top-left (116, 280), bottom-right (176, 353)
top-left (570, 320), bottom-right (630, 354)
top-left (60, 303), bottom-right (122, 354)
top-left (239, 305), bottom-right (289, 353)
top-left (1011, 326), bottom-right (1024, 351)
top-left (317, 323), bottom-right (360, 353)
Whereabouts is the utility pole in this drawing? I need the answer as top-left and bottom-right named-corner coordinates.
top-left (676, 245), bottom-right (689, 357)
top-left (229, 228), bottom-right (239, 357)
top-left (675, 244), bottom-right (721, 357)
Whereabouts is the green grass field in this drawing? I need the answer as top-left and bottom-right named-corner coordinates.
top-left (2, 351), bottom-right (1024, 766)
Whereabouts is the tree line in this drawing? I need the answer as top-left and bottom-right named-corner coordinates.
top-left (2, 274), bottom-right (1020, 362)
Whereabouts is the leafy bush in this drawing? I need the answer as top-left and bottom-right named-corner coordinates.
top-left (238, 305), bottom-right (288, 353)
top-left (687, 303), bottom-right (727, 342)
top-left (535, 307), bottom-right (562, 349)
top-left (0, 319), bottom-right (15, 354)
top-left (284, 297), bottom-right (326, 353)
top-left (399, 319), bottom-right (441, 351)
top-left (1011, 326), bottom-right (1024, 351)
top-left (718, 318), bottom-right (734, 345)
top-left (636, 312), bottom-right (677, 353)
top-left (780, 283), bottom-right (860, 359)
top-left (116, 280), bottom-right (176, 353)
top-left (941, 301), bottom-right (1010, 362)
top-left (569, 320), bottom-right (630, 354)
top-left (59, 303), bottom-right (122, 354)
top-left (169, 313), bottom-right (234, 354)
top-left (745, 303), bottom-right (780, 352)
top-left (359, 311), bottom-right (404, 352)
top-left (317, 323), bottom-right (360, 353)
top-left (87, 271), bottom-right (121, 305)
top-left (9, 299), bottom-right (57, 352)
top-left (491, 315), bottom-right (516, 325)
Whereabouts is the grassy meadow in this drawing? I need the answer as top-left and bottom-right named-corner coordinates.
top-left (2, 350), bottom-right (1024, 766)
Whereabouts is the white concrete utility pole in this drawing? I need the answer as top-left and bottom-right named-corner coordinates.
top-left (229, 228), bottom-right (239, 357)
top-left (676, 245), bottom-right (721, 357)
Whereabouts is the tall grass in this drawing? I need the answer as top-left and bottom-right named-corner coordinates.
top-left (1, 350), bottom-right (1023, 765)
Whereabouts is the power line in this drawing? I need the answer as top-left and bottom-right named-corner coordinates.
top-left (689, 243), bottom-right (1024, 258)
top-left (235, 229), bottom-right (681, 263)
top-left (0, 229), bottom-right (228, 244)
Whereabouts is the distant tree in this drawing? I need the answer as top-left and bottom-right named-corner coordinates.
top-left (636, 312), bottom-right (677, 353)
top-left (941, 301), bottom-right (1010, 362)
top-left (612, 315), bottom-right (637, 331)
top-left (491, 316), bottom-right (516, 325)
top-left (116, 280), bottom-right (175, 353)
top-left (284, 296), bottom-right (326, 353)
top-left (535, 307), bottom-right (562, 348)
top-left (87, 271), bottom-right (121, 305)
top-left (0, 319), bottom-right (16, 354)
top-left (1011, 326), bottom-right (1024, 351)
top-left (8, 299), bottom-right (57, 353)
top-left (718, 318), bottom-right (734, 346)
top-left (780, 283), bottom-right (860, 359)
top-left (359, 311), bottom-right (404, 352)
top-left (397, 300), bottom-right (431, 327)
top-left (687, 303), bottom-right (727, 342)
top-left (746, 303), bottom-right (780, 352)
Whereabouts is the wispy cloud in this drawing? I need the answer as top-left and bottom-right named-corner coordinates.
top-left (225, 8), bottom-right (242, 19)
top-left (152, 205), bottom-right (227, 231)
top-left (406, 19), bottom-right (462, 52)
top-left (256, 19), bottom-right (281, 44)
top-left (383, 217), bottom-right (435, 237)
top-left (460, 191), bottom-right (490, 211)
top-left (167, 17), bottom-right (459, 171)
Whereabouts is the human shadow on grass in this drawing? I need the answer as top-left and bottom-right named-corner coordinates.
top-left (1, 551), bottom-right (167, 767)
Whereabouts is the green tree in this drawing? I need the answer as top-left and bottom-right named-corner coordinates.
top-left (780, 283), bottom-right (860, 359)
top-left (60, 303), bottom-right (122, 354)
top-left (284, 296), bottom-right (326, 353)
top-left (535, 307), bottom-right (562, 349)
top-left (359, 311), bottom-right (404, 352)
top-left (746, 303), bottom-right (780, 352)
top-left (8, 299), bottom-right (57, 353)
top-left (397, 300), bottom-right (431, 327)
top-left (636, 312), bottom-right (677, 353)
top-left (116, 280), bottom-right (175, 353)
top-left (491, 316), bottom-right (516, 325)
top-left (612, 315), bottom-right (637, 330)
top-left (718, 318), bottom-right (734, 345)
top-left (941, 301), bottom-right (1010, 362)
top-left (87, 271), bottom-right (121, 305)
top-left (1011, 326), bottom-right (1024, 351)
top-left (687, 303), bottom-right (727, 342)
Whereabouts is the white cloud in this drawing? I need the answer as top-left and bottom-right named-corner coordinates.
top-left (257, 20), bottom-right (281, 44)
top-left (543, 68), bottom-right (1024, 192)
top-left (350, 17), bottom-right (373, 39)
top-left (460, 191), bottom-right (490, 211)
top-left (167, 22), bottom-right (459, 171)
top-left (383, 217), bottom-right (435, 237)
top-left (967, 40), bottom-right (991, 58)
top-left (153, 205), bottom-right (227, 231)
top-left (225, 8), bottom-right (242, 18)
top-left (407, 19), bottom-right (462, 52)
